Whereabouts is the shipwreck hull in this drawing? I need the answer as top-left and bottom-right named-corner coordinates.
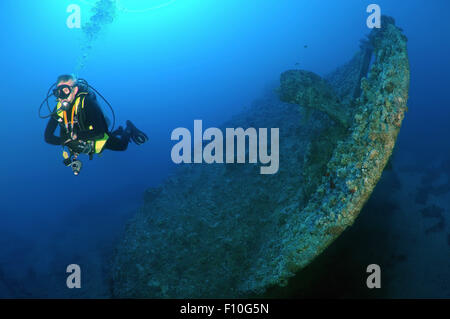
top-left (112, 16), bottom-right (410, 298)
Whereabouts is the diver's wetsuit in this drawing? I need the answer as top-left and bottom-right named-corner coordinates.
top-left (44, 91), bottom-right (130, 151)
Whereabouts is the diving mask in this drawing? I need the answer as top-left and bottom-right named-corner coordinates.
top-left (53, 84), bottom-right (73, 99)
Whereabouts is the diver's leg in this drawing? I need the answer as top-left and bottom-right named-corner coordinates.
top-left (104, 127), bottom-right (130, 151)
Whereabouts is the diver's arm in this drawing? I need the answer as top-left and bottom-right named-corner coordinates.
top-left (44, 117), bottom-right (62, 145)
top-left (76, 95), bottom-right (108, 140)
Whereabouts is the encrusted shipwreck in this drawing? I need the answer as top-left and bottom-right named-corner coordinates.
top-left (112, 16), bottom-right (409, 298)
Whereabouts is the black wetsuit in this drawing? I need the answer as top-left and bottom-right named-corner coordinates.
top-left (44, 91), bottom-right (130, 151)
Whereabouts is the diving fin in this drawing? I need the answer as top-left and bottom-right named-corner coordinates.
top-left (126, 120), bottom-right (149, 145)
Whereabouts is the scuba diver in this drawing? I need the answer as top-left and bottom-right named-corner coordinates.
top-left (41, 74), bottom-right (149, 175)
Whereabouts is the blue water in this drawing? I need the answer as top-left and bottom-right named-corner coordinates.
top-left (0, 0), bottom-right (449, 298)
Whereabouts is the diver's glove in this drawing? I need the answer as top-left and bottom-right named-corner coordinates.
top-left (63, 138), bottom-right (93, 154)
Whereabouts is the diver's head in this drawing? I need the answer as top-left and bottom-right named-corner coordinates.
top-left (53, 74), bottom-right (79, 107)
